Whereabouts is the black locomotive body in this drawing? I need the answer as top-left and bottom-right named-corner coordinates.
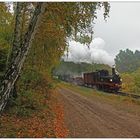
top-left (83, 67), bottom-right (122, 92)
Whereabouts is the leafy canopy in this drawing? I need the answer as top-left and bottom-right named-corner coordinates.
top-left (31, 2), bottom-right (110, 74)
top-left (0, 2), bottom-right (110, 78)
top-left (115, 49), bottom-right (140, 73)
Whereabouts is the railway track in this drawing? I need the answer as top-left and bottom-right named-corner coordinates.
top-left (117, 91), bottom-right (140, 99)
top-left (83, 85), bottom-right (140, 100)
top-left (100, 90), bottom-right (140, 99)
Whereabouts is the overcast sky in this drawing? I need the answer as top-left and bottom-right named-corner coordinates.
top-left (64, 2), bottom-right (140, 66)
top-left (94, 1), bottom-right (140, 57)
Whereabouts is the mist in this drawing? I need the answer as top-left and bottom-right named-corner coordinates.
top-left (63, 38), bottom-right (114, 66)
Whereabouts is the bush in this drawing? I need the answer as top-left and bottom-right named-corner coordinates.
top-left (121, 68), bottom-right (140, 94)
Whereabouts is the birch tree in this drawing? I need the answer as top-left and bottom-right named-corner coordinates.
top-left (0, 2), bottom-right (110, 112)
top-left (0, 2), bottom-right (44, 112)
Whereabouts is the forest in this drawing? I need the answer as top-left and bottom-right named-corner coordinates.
top-left (0, 2), bottom-right (110, 110)
top-left (0, 2), bottom-right (110, 137)
top-left (114, 49), bottom-right (140, 94)
top-left (115, 49), bottom-right (140, 73)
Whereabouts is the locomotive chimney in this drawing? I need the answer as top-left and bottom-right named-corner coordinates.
top-left (112, 65), bottom-right (116, 75)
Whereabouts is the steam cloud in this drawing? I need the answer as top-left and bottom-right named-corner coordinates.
top-left (63, 37), bottom-right (114, 66)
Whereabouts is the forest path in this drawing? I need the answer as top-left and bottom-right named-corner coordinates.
top-left (58, 87), bottom-right (140, 138)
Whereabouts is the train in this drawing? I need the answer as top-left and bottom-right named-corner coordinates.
top-left (83, 67), bottom-right (122, 92)
top-left (57, 67), bottom-right (122, 92)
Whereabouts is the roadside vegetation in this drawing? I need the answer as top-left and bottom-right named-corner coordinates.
top-left (114, 49), bottom-right (140, 95)
top-left (121, 68), bottom-right (140, 95)
top-left (0, 61), bottom-right (68, 137)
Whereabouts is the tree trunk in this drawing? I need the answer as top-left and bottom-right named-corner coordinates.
top-left (8, 3), bottom-right (24, 100)
top-left (9, 3), bottom-right (24, 65)
top-left (0, 2), bottom-right (44, 113)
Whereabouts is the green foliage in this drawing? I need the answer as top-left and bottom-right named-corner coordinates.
top-left (32, 2), bottom-right (110, 76)
top-left (0, 3), bottom-right (14, 79)
top-left (75, 35), bottom-right (92, 46)
top-left (0, 2), bottom-right (110, 115)
top-left (0, 47), bottom-right (7, 72)
top-left (8, 70), bottom-right (47, 117)
top-left (19, 68), bottom-right (42, 89)
top-left (121, 73), bottom-right (135, 93)
top-left (0, 44), bottom-right (10, 80)
top-left (43, 2), bottom-right (110, 40)
top-left (115, 49), bottom-right (140, 73)
top-left (133, 68), bottom-right (140, 93)
top-left (0, 2), bottom-right (110, 81)
top-left (9, 90), bottom-right (39, 117)
top-left (121, 68), bottom-right (140, 94)
top-left (0, 3), bottom-right (110, 136)
top-left (0, 3), bottom-right (13, 44)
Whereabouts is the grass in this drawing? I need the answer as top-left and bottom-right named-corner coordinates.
top-left (59, 81), bottom-right (140, 106)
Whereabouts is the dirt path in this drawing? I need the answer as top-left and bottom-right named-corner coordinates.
top-left (58, 87), bottom-right (140, 138)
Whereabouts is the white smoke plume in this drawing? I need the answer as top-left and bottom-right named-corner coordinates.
top-left (63, 37), bottom-right (114, 66)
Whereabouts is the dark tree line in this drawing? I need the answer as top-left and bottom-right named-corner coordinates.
top-left (115, 49), bottom-right (140, 73)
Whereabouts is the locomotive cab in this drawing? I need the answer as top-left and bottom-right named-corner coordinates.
top-left (97, 67), bottom-right (122, 91)
top-left (83, 66), bottom-right (122, 92)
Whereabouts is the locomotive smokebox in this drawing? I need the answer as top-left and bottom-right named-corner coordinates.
top-left (112, 65), bottom-right (116, 75)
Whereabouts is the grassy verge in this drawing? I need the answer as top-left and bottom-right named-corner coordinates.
top-left (58, 81), bottom-right (140, 106)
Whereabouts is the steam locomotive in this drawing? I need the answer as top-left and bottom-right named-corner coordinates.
top-left (83, 67), bottom-right (122, 92)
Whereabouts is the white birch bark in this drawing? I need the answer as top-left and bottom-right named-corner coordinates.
top-left (0, 2), bottom-right (44, 112)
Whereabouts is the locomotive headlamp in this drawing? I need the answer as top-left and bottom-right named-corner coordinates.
top-left (110, 79), bottom-right (112, 82)
top-left (120, 79), bottom-right (122, 81)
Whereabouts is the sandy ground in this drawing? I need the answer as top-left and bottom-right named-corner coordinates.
top-left (58, 87), bottom-right (140, 138)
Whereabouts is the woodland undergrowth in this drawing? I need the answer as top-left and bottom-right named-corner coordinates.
top-left (0, 68), bottom-right (68, 138)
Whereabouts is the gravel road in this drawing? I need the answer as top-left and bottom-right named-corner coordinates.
top-left (58, 87), bottom-right (140, 138)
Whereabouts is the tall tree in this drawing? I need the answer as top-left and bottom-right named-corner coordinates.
top-left (0, 2), bottom-right (43, 112)
top-left (115, 49), bottom-right (140, 72)
top-left (0, 2), bottom-right (110, 112)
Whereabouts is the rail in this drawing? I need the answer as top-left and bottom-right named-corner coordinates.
top-left (117, 91), bottom-right (140, 99)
